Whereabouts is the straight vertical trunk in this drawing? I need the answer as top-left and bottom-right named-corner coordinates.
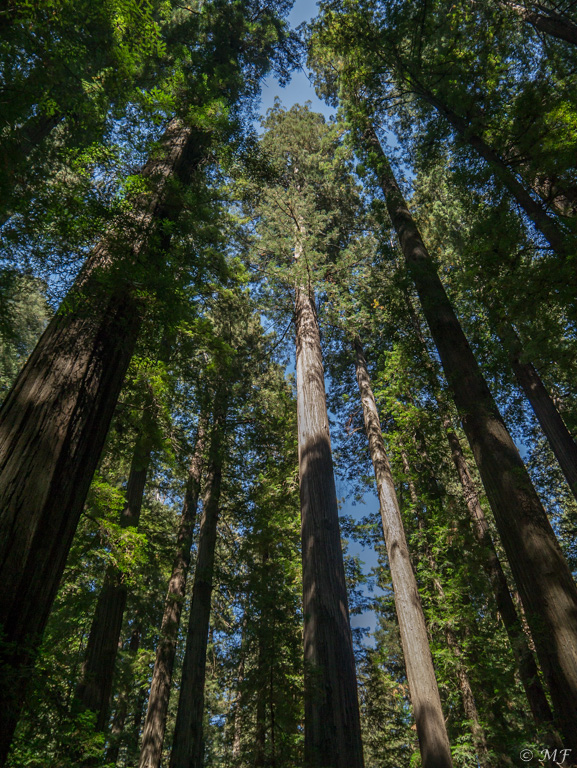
top-left (0, 119), bottom-right (201, 763)
top-left (75, 431), bottom-right (152, 729)
top-left (295, 280), bottom-right (364, 768)
top-left (499, 322), bottom-right (577, 501)
top-left (362, 122), bottom-right (577, 749)
top-left (353, 338), bottom-right (453, 768)
top-left (169, 408), bottom-right (225, 768)
top-left (105, 626), bottom-right (141, 766)
top-left (404, 293), bottom-right (556, 729)
top-left (138, 423), bottom-right (206, 768)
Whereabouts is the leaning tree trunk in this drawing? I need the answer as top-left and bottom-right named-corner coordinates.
top-left (295, 271), bottom-right (364, 768)
top-left (353, 337), bottom-right (453, 768)
top-left (408, 79), bottom-right (575, 261)
top-left (105, 625), bottom-right (142, 766)
top-left (403, 292), bottom-right (557, 730)
top-left (504, 0), bottom-right (577, 47)
top-left (169, 406), bottom-right (226, 768)
top-left (400, 449), bottom-right (490, 766)
top-left (74, 428), bottom-right (153, 730)
top-left (0, 118), bottom-right (202, 763)
top-left (498, 321), bottom-right (577, 502)
top-left (360, 121), bottom-right (577, 750)
top-left (138, 422), bottom-right (206, 768)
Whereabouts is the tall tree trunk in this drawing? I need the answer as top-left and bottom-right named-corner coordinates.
top-left (105, 626), bottom-right (142, 766)
top-left (504, 0), bottom-right (577, 47)
top-left (295, 274), bottom-right (364, 768)
top-left (405, 77), bottom-right (575, 260)
top-left (0, 119), bottom-right (202, 763)
top-left (169, 407), bottom-right (226, 768)
top-left (498, 322), bottom-right (577, 501)
top-left (400, 450), bottom-right (489, 766)
top-left (75, 428), bottom-right (152, 730)
top-left (360, 121), bottom-right (577, 750)
top-left (404, 293), bottom-right (557, 730)
top-left (353, 337), bottom-right (453, 768)
top-left (138, 422), bottom-right (206, 768)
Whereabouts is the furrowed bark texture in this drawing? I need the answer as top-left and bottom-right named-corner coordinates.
top-left (295, 283), bottom-right (364, 768)
top-left (353, 338), bottom-right (453, 768)
top-left (363, 123), bottom-right (577, 750)
top-left (74, 431), bottom-right (152, 729)
top-left (169, 410), bottom-right (225, 768)
top-left (0, 118), bottom-right (201, 763)
top-left (404, 293), bottom-right (556, 728)
top-left (138, 423), bottom-right (206, 768)
top-left (499, 323), bottom-right (577, 502)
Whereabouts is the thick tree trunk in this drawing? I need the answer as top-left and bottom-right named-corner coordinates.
top-left (409, 81), bottom-right (574, 260)
top-left (403, 293), bottom-right (557, 729)
top-left (169, 409), bottom-right (225, 768)
top-left (401, 450), bottom-right (489, 766)
top-left (74, 431), bottom-right (152, 729)
top-left (353, 338), bottom-right (453, 768)
top-left (0, 119), bottom-right (201, 763)
top-left (505, 1), bottom-right (577, 47)
top-left (295, 279), bottom-right (364, 768)
top-left (362, 122), bottom-right (577, 750)
top-left (138, 423), bottom-right (206, 768)
top-left (499, 322), bottom-right (577, 501)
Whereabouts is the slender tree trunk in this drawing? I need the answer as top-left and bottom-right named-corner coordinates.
top-left (407, 80), bottom-right (575, 260)
top-left (138, 422), bottom-right (206, 768)
top-left (353, 338), bottom-right (453, 768)
top-left (295, 275), bottom-right (364, 768)
top-left (400, 451), bottom-right (489, 765)
top-left (0, 119), bottom-right (202, 763)
top-left (169, 407), bottom-right (226, 768)
top-left (75, 429), bottom-right (152, 729)
top-left (106, 626), bottom-right (141, 766)
top-left (403, 293), bottom-right (557, 730)
top-left (498, 322), bottom-right (577, 501)
top-left (505, 0), bottom-right (577, 47)
top-left (361, 122), bottom-right (577, 750)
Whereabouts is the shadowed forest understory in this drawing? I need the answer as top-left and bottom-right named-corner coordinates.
top-left (1, 1), bottom-right (577, 766)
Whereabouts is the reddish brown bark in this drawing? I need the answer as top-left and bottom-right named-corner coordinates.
top-left (354, 338), bottom-right (453, 768)
top-left (295, 277), bottom-right (364, 768)
top-left (0, 119), bottom-right (202, 763)
top-left (361, 122), bottom-right (577, 750)
top-left (138, 423), bottom-right (206, 768)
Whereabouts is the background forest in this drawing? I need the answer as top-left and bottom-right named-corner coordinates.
top-left (1, 1), bottom-right (576, 767)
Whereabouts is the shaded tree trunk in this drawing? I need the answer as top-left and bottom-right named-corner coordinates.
top-left (295, 273), bottom-right (364, 768)
top-left (353, 337), bottom-right (453, 768)
top-left (505, 0), bottom-right (577, 47)
top-left (361, 121), bottom-right (577, 750)
top-left (138, 422), bottom-right (207, 768)
top-left (403, 292), bottom-right (557, 730)
top-left (406, 77), bottom-right (575, 260)
top-left (498, 322), bottom-right (577, 502)
top-left (105, 626), bottom-right (142, 766)
top-left (0, 119), bottom-right (202, 763)
top-left (400, 450), bottom-right (489, 766)
top-left (169, 406), bottom-right (226, 768)
top-left (74, 429), bottom-right (153, 729)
